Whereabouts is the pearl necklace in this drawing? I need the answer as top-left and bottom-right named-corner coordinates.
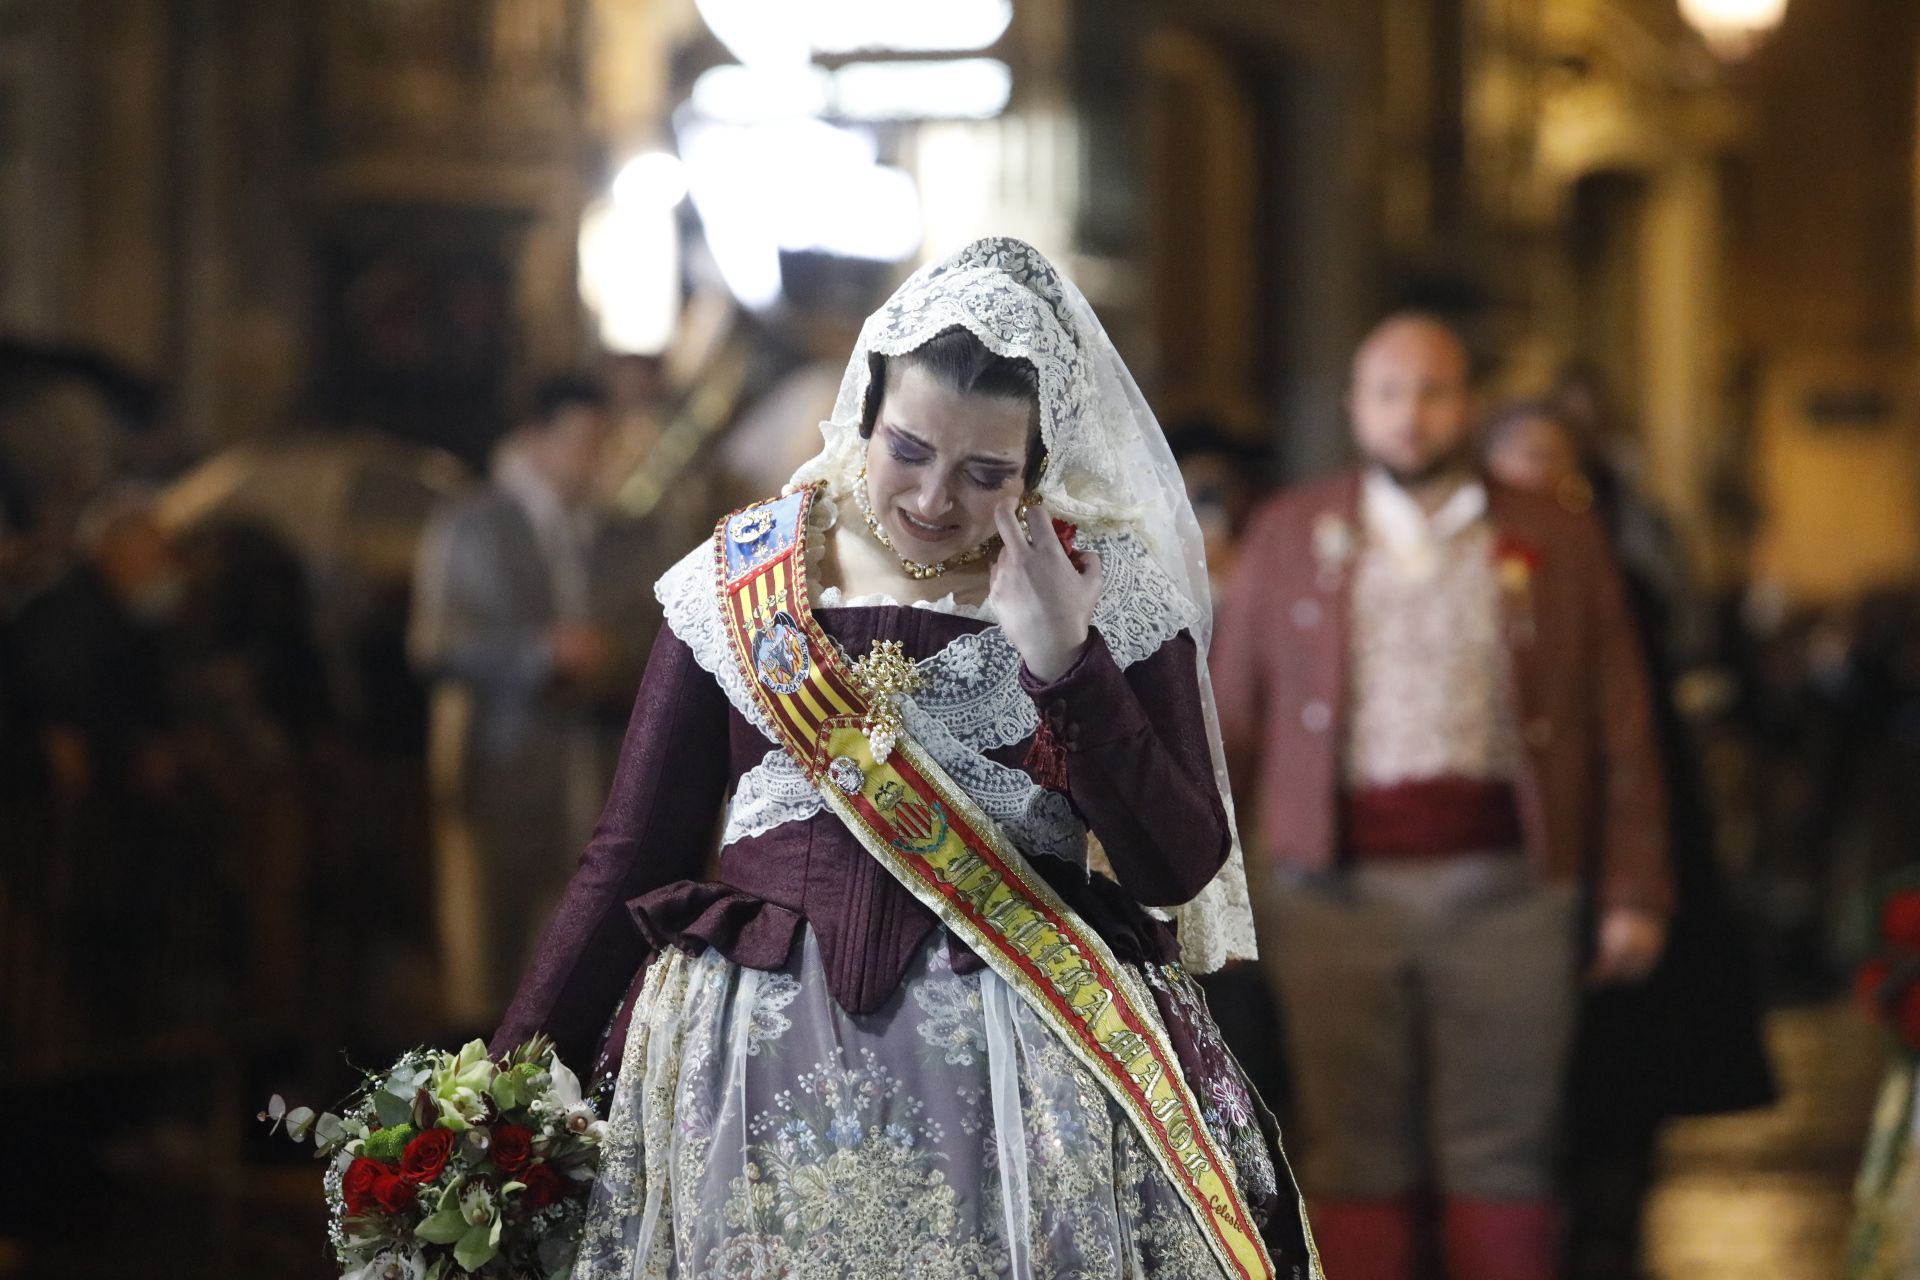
top-left (856, 463), bottom-right (1003, 580)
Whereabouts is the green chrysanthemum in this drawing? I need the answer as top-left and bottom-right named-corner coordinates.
top-left (362, 1123), bottom-right (418, 1162)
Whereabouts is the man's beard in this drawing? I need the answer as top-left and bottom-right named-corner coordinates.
top-left (1375, 445), bottom-right (1473, 490)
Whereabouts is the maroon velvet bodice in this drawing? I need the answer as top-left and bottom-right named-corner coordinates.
top-left (490, 603), bottom-right (1228, 1069)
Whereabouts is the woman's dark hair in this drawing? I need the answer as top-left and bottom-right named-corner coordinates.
top-left (859, 327), bottom-right (1047, 487)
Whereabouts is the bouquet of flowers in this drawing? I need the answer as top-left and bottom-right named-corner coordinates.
top-left (260, 1036), bottom-right (608, 1280)
top-left (1857, 886), bottom-right (1920, 1053)
top-left (1848, 881), bottom-right (1920, 1280)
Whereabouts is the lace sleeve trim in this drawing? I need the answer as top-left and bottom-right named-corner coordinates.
top-left (655, 542), bottom-right (781, 744)
top-left (913, 529), bottom-right (1200, 752)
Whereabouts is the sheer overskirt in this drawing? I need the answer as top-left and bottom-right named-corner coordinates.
top-left (573, 927), bottom-right (1232, 1280)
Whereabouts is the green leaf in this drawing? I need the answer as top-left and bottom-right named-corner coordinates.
top-left (490, 1073), bottom-right (521, 1112)
top-left (314, 1112), bottom-right (348, 1150)
top-left (373, 1088), bottom-right (413, 1129)
top-left (416, 1209), bottom-right (469, 1245)
top-left (453, 1222), bottom-right (500, 1272)
top-left (283, 1106), bottom-right (316, 1142)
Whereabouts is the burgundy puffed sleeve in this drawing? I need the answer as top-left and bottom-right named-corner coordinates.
top-left (1018, 628), bottom-right (1230, 906)
top-left (490, 622), bottom-right (732, 1066)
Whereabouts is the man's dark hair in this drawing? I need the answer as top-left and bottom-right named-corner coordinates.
top-left (859, 327), bottom-right (1047, 487)
top-left (526, 375), bottom-right (608, 429)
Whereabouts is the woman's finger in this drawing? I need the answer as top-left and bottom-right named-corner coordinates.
top-left (992, 500), bottom-right (1027, 563)
top-left (1023, 503), bottom-right (1067, 570)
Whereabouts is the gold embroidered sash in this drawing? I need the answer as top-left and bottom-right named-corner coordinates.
top-left (713, 486), bottom-right (1279, 1280)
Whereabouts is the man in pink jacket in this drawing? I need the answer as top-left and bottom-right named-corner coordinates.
top-left (1213, 314), bottom-right (1673, 1280)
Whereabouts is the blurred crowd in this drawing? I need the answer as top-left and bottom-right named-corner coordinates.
top-left (3, 320), bottom-right (1919, 1273)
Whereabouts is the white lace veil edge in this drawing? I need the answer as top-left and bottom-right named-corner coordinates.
top-left (785, 237), bottom-right (1256, 972)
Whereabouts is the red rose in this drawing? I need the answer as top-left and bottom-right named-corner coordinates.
top-left (490, 1123), bottom-right (534, 1175)
top-left (372, 1170), bottom-right (417, 1215)
top-left (520, 1161), bottom-right (564, 1210)
top-left (342, 1157), bottom-right (386, 1217)
top-left (400, 1127), bottom-right (457, 1184)
top-left (1050, 518), bottom-right (1086, 572)
top-left (1882, 892), bottom-right (1920, 952)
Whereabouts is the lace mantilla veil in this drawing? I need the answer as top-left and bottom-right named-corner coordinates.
top-left (786, 237), bottom-right (1257, 971)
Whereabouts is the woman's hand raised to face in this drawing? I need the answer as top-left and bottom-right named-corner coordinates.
top-left (988, 501), bottom-right (1104, 683)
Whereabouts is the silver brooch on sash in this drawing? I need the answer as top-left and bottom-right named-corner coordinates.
top-left (729, 507), bottom-right (775, 546)
top-left (827, 755), bottom-right (865, 795)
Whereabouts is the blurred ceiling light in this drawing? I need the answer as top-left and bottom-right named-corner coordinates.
top-left (691, 64), bottom-right (834, 123)
top-left (1677, 0), bottom-right (1788, 59)
top-left (680, 118), bottom-right (921, 309)
top-left (832, 59), bottom-right (1012, 122)
top-left (808, 1), bottom-right (1013, 55)
top-left (610, 152), bottom-right (690, 211)
top-left (696, 0), bottom-right (1012, 65)
top-left (692, 59), bottom-right (1012, 125)
top-left (693, 0), bottom-right (811, 68)
top-left (578, 195), bottom-right (682, 356)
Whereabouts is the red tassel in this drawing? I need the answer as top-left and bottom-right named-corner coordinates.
top-left (1026, 716), bottom-right (1071, 791)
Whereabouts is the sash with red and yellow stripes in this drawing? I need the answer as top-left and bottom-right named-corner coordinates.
top-left (713, 485), bottom-right (1280, 1280)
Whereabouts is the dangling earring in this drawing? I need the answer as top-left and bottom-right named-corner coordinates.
top-left (1016, 449), bottom-right (1051, 522)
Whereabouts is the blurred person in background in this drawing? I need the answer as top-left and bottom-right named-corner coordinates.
top-left (1484, 398), bottom-right (1776, 1280)
top-left (170, 519), bottom-right (341, 1029)
top-left (1174, 420), bottom-right (1273, 597)
top-left (408, 375), bottom-right (656, 1026)
top-left (1172, 420), bottom-right (1292, 1113)
top-left (1213, 314), bottom-right (1673, 1280)
top-left (1549, 366), bottom-right (1712, 667)
top-left (4, 486), bottom-right (199, 1042)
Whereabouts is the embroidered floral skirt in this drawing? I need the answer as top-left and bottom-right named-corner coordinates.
top-left (572, 927), bottom-right (1293, 1280)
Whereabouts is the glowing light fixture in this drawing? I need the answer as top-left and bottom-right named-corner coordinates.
top-left (1677, 0), bottom-right (1788, 59)
top-left (694, 0), bottom-right (1012, 65)
top-left (832, 59), bottom-right (1012, 122)
top-left (808, 1), bottom-right (1013, 55)
top-left (680, 118), bottom-right (922, 309)
top-left (611, 152), bottom-right (690, 211)
top-left (579, 153), bottom-right (689, 355)
top-left (692, 0), bottom-right (809, 68)
top-left (690, 63), bottom-right (834, 123)
top-left (692, 59), bottom-right (1012, 124)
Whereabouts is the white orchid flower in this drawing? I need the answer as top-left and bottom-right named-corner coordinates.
top-left (546, 1053), bottom-right (609, 1142)
top-left (341, 1246), bottom-right (426, 1280)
